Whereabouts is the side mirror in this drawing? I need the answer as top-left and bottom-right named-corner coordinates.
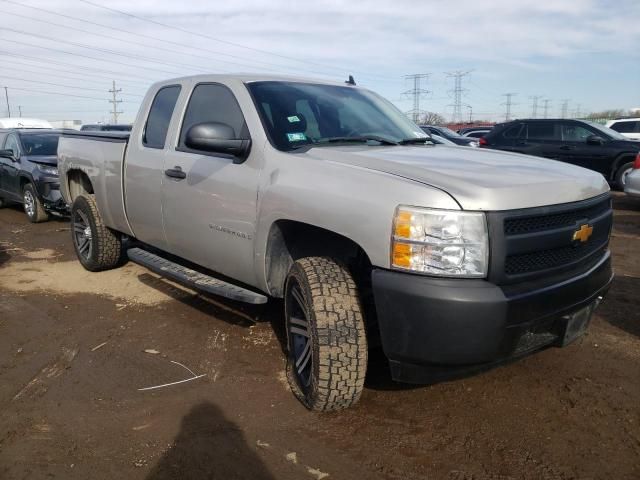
top-left (586, 135), bottom-right (605, 146)
top-left (184, 122), bottom-right (251, 163)
top-left (0, 149), bottom-right (16, 161)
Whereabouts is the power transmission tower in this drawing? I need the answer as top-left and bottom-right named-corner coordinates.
top-left (542, 99), bottom-right (551, 118)
top-left (108, 80), bottom-right (123, 124)
top-left (529, 95), bottom-right (542, 118)
top-left (573, 104), bottom-right (582, 118)
top-left (402, 74), bottom-right (430, 123)
top-left (18, 105), bottom-right (22, 117)
top-left (4, 87), bottom-right (10, 118)
top-left (445, 70), bottom-right (472, 123)
top-left (501, 93), bottom-right (517, 121)
top-left (560, 99), bottom-right (570, 119)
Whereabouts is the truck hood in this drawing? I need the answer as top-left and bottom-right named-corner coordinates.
top-left (304, 145), bottom-right (609, 211)
top-left (25, 155), bottom-right (58, 166)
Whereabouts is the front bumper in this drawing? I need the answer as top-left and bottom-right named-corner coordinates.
top-left (35, 179), bottom-right (68, 213)
top-left (624, 170), bottom-right (640, 197)
top-left (371, 252), bottom-right (613, 383)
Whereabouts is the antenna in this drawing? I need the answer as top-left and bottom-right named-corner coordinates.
top-left (345, 75), bottom-right (356, 86)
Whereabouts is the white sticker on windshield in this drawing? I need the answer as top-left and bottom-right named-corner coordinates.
top-left (287, 132), bottom-right (306, 142)
top-left (287, 115), bottom-right (301, 123)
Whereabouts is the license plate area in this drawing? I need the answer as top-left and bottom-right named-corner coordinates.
top-left (560, 302), bottom-right (596, 346)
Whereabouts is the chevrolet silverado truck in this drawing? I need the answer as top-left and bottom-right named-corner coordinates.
top-left (58, 75), bottom-right (614, 411)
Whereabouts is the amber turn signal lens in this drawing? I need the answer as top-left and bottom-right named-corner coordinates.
top-left (392, 242), bottom-right (412, 268)
top-left (394, 210), bottom-right (413, 238)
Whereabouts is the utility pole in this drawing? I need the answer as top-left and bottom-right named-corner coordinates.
top-left (542, 99), bottom-right (551, 118)
top-left (402, 74), bottom-right (430, 123)
top-left (445, 70), bottom-right (472, 123)
top-left (465, 105), bottom-right (473, 123)
top-left (529, 95), bottom-right (542, 118)
top-left (18, 105), bottom-right (22, 117)
top-left (502, 93), bottom-right (517, 121)
top-left (4, 87), bottom-right (10, 118)
top-left (560, 99), bottom-right (570, 119)
top-left (108, 80), bottom-right (123, 124)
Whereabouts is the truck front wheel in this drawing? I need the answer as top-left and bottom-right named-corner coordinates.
top-left (70, 194), bottom-right (123, 271)
top-left (284, 257), bottom-right (368, 411)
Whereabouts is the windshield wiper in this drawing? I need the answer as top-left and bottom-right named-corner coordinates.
top-left (398, 137), bottom-right (433, 145)
top-left (319, 136), bottom-right (399, 146)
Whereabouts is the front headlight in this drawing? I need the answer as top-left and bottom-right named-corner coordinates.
top-left (391, 206), bottom-right (488, 277)
top-left (37, 164), bottom-right (58, 176)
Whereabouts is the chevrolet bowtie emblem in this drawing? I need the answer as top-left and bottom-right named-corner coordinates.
top-left (572, 224), bottom-right (593, 243)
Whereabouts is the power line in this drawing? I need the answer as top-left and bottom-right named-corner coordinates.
top-left (0, 27), bottom-right (210, 76)
top-left (402, 74), bottom-right (430, 123)
top-left (445, 70), bottom-right (472, 123)
top-left (1, 59), bottom-right (149, 90)
top-left (76, 0), bottom-right (394, 81)
top-left (1, 7), bottom-right (293, 78)
top-left (109, 80), bottom-right (123, 124)
top-left (0, 51), bottom-right (154, 85)
top-left (4, 85), bottom-right (138, 102)
top-left (501, 93), bottom-right (517, 121)
top-left (529, 95), bottom-right (542, 119)
top-left (0, 74), bottom-right (143, 97)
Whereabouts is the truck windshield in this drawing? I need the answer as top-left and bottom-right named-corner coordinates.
top-left (21, 133), bottom-right (60, 156)
top-left (247, 81), bottom-right (428, 152)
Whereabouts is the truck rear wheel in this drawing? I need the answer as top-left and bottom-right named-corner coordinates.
top-left (70, 194), bottom-right (123, 271)
top-left (23, 183), bottom-right (49, 223)
top-left (284, 256), bottom-right (368, 411)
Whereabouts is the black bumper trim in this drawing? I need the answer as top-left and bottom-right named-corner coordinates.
top-left (371, 253), bottom-right (613, 383)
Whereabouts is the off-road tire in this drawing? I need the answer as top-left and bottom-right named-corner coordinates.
top-left (615, 161), bottom-right (634, 190)
top-left (285, 256), bottom-right (368, 411)
top-left (71, 194), bottom-right (123, 271)
top-left (23, 183), bottom-right (49, 223)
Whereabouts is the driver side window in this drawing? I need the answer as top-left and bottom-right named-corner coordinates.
top-left (561, 124), bottom-right (594, 142)
top-left (4, 134), bottom-right (20, 157)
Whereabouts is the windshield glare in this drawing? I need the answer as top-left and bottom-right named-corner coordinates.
top-left (21, 134), bottom-right (60, 156)
top-left (247, 81), bottom-right (428, 151)
top-left (584, 121), bottom-right (628, 141)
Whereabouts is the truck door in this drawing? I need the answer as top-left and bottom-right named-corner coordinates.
top-left (1, 134), bottom-right (23, 201)
top-left (124, 84), bottom-right (182, 249)
top-left (160, 82), bottom-right (260, 286)
top-left (559, 122), bottom-right (615, 176)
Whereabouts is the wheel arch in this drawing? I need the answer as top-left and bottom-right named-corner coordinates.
top-left (65, 168), bottom-right (94, 202)
top-left (264, 219), bottom-right (373, 299)
top-left (610, 153), bottom-right (637, 181)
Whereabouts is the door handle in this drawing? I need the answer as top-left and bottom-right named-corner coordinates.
top-left (164, 166), bottom-right (186, 180)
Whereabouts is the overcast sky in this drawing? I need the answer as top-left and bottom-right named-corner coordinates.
top-left (1, 0), bottom-right (639, 124)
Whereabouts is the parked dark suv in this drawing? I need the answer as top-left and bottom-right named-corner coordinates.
top-left (480, 119), bottom-right (640, 188)
top-left (0, 129), bottom-right (68, 222)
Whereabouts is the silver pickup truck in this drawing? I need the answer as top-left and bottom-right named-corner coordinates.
top-left (58, 75), bottom-right (614, 411)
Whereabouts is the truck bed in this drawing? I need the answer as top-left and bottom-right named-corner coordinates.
top-left (58, 130), bottom-right (133, 236)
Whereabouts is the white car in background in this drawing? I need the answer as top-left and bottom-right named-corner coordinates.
top-left (0, 118), bottom-right (52, 129)
top-left (606, 118), bottom-right (640, 140)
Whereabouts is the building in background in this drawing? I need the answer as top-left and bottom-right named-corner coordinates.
top-left (49, 120), bottom-right (82, 130)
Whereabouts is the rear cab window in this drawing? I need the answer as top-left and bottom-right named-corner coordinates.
top-left (143, 85), bottom-right (182, 149)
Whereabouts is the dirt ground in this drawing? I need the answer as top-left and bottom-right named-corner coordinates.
top-left (1, 193), bottom-right (639, 480)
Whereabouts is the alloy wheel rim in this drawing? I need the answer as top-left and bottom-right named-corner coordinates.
top-left (72, 209), bottom-right (93, 260)
top-left (287, 280), bottom-right (313, 389)
top-left (23, 190), bottom-right (35, 217)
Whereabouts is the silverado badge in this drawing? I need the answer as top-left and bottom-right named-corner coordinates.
top-left (572, 224), bottom-right (593, 243)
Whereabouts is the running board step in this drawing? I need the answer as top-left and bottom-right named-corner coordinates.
top-left (127, 247), bottom-right (267, 304)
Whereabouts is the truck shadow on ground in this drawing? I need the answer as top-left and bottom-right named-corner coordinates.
top-left (596, 274), bottom-right (640, 338)
top-left (0, 244), bottom-right (9, 267)
top-left (145, 402), bottom-right (276, 480)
